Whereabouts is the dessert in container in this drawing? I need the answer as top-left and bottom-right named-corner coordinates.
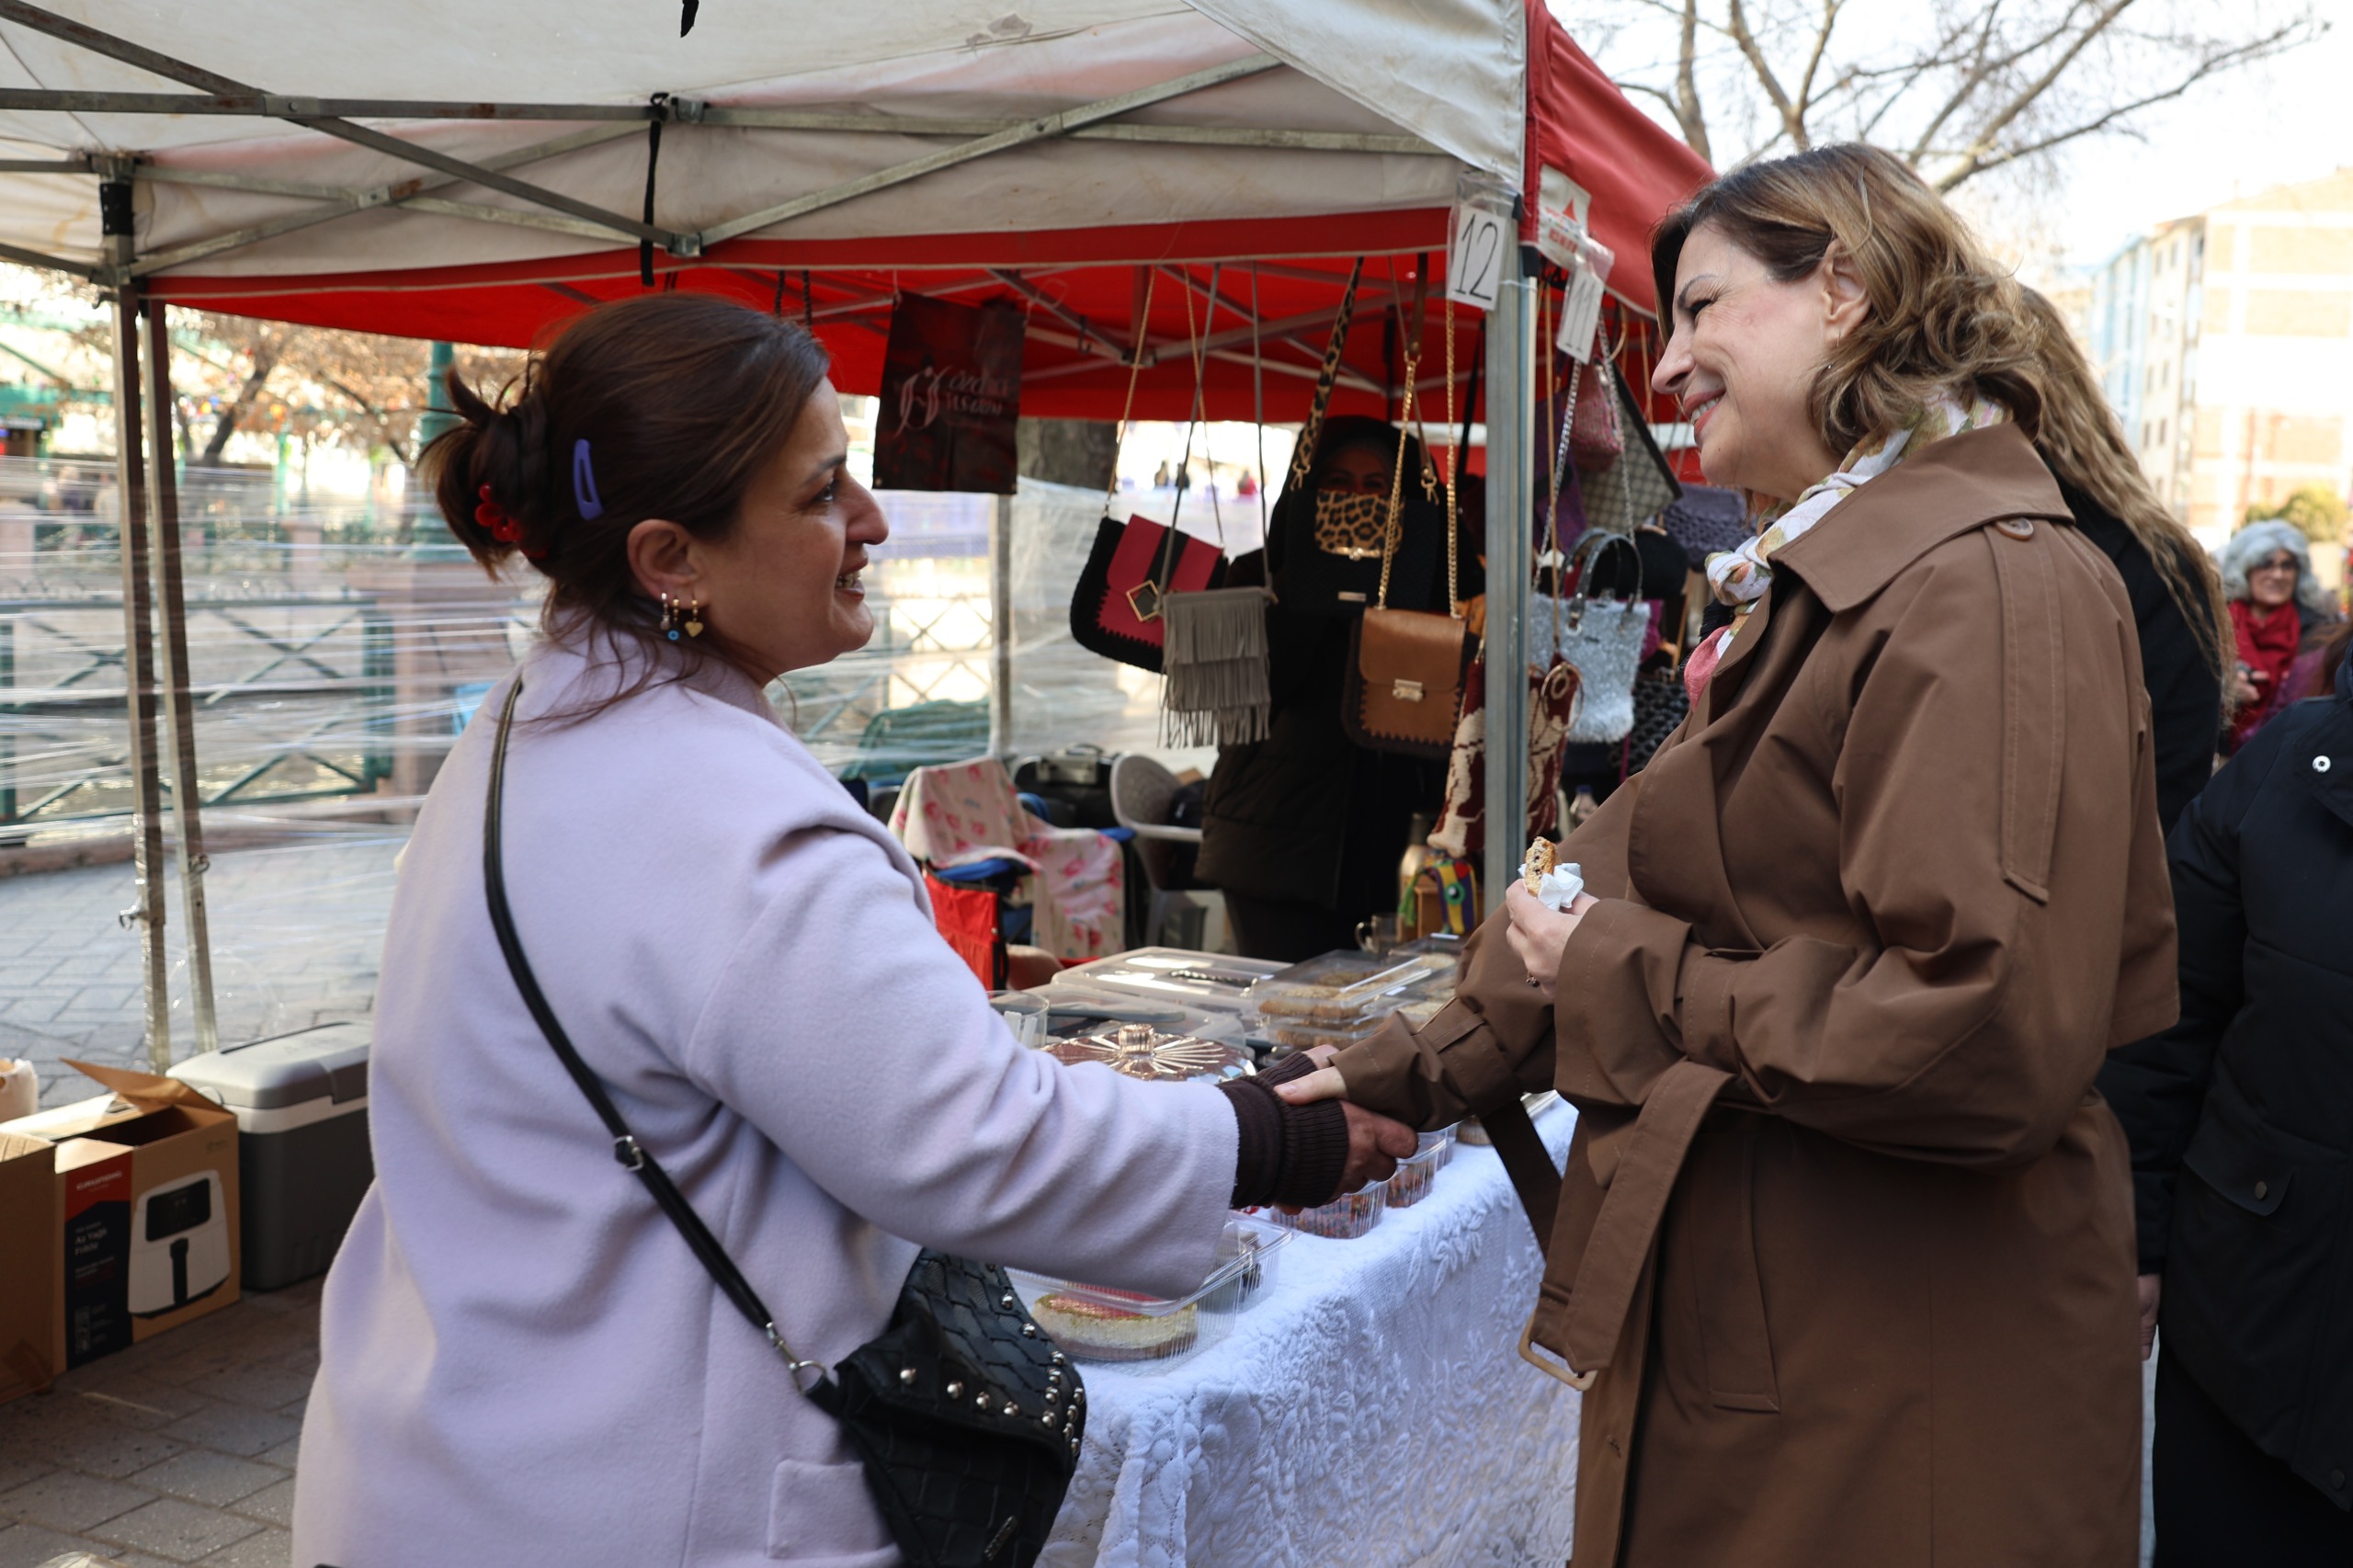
top-left (1266, 1179), bottom-right (1387, 1240)
top-left (1006, 1221), bottom-right (1288, 1371)
top-left (1384, 1131), bottom-right (1454, 1208)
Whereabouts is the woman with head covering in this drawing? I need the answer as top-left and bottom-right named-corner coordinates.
top-left (1279, 143), bottom-right (2177, 1566)
top-left (2217, 519), bottom-right (2338, 749)
top-left (1197, 414), bottom-right (1479, 960)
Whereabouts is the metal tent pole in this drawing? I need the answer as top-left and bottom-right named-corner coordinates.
top-left (101, 176), bottom-right (172, 1071)
top-left (990, 492), bottom-right (1014, 760)
top-left (144, 301), bottom-right (216, 1053)
top-left (1483, 253), bottom-right (1538, 911)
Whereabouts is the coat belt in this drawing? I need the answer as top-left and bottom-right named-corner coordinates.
top-left (1487, 1058), bottom-right (1733, 1382)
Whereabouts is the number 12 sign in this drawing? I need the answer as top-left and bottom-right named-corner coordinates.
top-left (1447, 201), bottom-right (1507, 311)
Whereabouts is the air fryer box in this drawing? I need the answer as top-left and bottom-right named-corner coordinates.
top-left (6, 1060), bottom-right (242, 1372)
top-left (168, 1022), bottom-right (372, 1291)
top-left (0, 1129), bottom-right (55, 1406)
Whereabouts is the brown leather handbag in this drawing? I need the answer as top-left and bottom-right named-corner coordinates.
top-left (1343, 288), bottom-right (1471, 759)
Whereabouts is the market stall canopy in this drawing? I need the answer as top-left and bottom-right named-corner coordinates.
top-left (0, 0), bottom-right (1711, 417)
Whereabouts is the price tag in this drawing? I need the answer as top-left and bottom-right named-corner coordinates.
top-left (1555, 233), bottom-right (1615, 363)
top-left (1447, 201), bottom-right (1508, 312)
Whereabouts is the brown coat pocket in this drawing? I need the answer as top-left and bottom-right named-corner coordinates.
top-left (1682, 1116), bottom-right (1780, 1413)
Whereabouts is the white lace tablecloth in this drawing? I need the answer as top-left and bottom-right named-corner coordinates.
top-left (1042, 1099), bottom-right (1582, 1568)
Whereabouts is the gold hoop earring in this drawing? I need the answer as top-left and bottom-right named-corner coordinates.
top-left (684, 597), bottom-right (705, 638)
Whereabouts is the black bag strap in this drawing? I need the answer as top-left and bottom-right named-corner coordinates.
top-left (481, 676), bottom-right (827, 1392)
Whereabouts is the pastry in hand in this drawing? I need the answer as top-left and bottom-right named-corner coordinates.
top-left (1523, 836), bottom-right (1555, 896)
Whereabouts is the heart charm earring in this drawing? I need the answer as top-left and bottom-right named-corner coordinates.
top-left (684, 597), bottom-right (705, 638)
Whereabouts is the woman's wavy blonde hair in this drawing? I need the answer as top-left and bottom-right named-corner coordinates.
top-left (1651, 142), bottom-right (2229, 676)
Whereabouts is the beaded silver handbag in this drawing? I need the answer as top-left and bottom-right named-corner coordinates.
top-left (1532, 530), bottom-right (1648, 744)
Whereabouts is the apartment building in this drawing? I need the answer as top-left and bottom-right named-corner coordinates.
top-left (2085, 167), bottom-right (2353, 566)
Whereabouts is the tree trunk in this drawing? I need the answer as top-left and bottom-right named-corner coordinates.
top-left (1016, 417), bottom-right (1118, 491)
top-left (199, 351), bottom-right (278, 466)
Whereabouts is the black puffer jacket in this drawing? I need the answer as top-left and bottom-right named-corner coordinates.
top-left (2098, 653), bottom-right (2353, 1509)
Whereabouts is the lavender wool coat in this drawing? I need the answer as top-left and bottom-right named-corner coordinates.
top-left (291, 640), bottom-right (1238, 1567)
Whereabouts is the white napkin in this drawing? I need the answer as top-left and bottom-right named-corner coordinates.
top-left (0, 1058), bottom-right (36, 1124)
top-left (1517, 859), bottom-right (1585, 913)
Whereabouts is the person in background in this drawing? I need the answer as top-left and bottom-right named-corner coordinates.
top-left (2097, 642), bottom-right (2353, 1566)
top-left (1199, 416), bottom-right (1478, 960)
top-left (291, 295), bottom-right (1415, 1568)
top-left (2019, 288), bottom-right (2227, 831)
top-left (2216, 519), bottom-right (2337, 750)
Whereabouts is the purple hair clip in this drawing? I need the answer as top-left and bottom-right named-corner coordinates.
top-left (573, 438), bottom-right (605, 520)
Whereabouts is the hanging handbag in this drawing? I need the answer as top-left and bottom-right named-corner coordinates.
top-left (1069, 271), bottom-right (1229, 673)
top-left (1268, 262), bottom-right (1445, 619)
top-left (1342, 281), bottom-right (1472, 758)
top-left (483, 681), bottom-right (1083, 1568)
top-left (1660, 483), bottom-right (1750, 572)
top-left (1426, 637), bottom-right (1582, 858)
top-left (1621, 661), bottom-right (1690, 777)
top-left (1159, 262), bottom-right (1274, 746)
top-left (1540, 529), bottom-right (1649, 745)
top-left (1574, 360), bottom-right (1681, 534)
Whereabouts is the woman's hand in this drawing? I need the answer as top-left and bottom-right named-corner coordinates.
top-left (1270, 1047), bottom-right (1416, 1201)
top-left (1505, 882), bottom-right (1598, 1000)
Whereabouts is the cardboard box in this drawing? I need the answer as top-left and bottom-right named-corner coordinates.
top-left (2, 1060), bottom-right (241, 1373)
top-left (0, 1128), bottom-right (54, 1406)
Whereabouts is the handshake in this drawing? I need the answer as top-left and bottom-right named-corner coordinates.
top-left (1269, 869), bottom-right (1597, 1199)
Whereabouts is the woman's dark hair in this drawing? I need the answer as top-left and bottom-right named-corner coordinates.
top-left (422, 293), bottom-right (831, 680)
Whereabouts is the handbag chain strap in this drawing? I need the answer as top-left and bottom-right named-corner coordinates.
top-left (1373, 267), bottom-right (1457, 617)
top-left (1286, 257), bottom-right (1367, 492)
top-left (482, 677), bottom-right (827, 1394)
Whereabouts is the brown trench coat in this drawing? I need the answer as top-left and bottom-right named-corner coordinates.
top-left (1332, 426), bottom-right (2179, 1567)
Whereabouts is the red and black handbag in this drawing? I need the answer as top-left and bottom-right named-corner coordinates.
top-left (1068, 270), bottom-right (1229, 672)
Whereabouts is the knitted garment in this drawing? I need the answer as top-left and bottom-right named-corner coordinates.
top-left (1687, 392), bottom-right (2010, 698)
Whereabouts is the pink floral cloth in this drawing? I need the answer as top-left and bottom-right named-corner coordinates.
top-left (888, 758), bottom-right (1124, 960)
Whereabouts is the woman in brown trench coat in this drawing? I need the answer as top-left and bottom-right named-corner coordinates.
top-left (1280, 144), bottom-right (2179, 1566)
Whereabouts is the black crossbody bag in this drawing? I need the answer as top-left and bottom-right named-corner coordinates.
top-left (482, 678), bottom-right (1085, 1568)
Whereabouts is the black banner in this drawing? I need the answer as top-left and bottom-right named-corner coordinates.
top-left (873, 293), bottom-right (1025, 494)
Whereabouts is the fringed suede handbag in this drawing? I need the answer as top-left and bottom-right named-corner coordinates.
top-left (1157, 263), bottom-right (1272, 746)
top-left (484, 680), bottom-right (1084, 1568)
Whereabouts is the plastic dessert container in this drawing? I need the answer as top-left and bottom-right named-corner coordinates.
top-left (1384, 1132), bottom-right (1453, 1208)
top-left (1266, 1179), bottom-right (1387, 1240)
top-left (1006, 1220), bottom-right (1290, 1372)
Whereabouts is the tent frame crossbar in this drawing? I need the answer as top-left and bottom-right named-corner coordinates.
top-left (0, 6), bottom-right (1430, 284)
top-left (0, 0), bottom-right (679, 248)
top-left (0, 89), bottom-right (1443, 157)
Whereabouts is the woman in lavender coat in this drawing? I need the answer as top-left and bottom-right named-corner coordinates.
top-left (290, 296), bottom-right (1411, 1568)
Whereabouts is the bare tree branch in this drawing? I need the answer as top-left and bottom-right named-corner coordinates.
top-left (1675, 0), bottom-right (1713, 163)
top-left (1930, 16), bottom-right (2317, 188)
top-left (1723, 0), bottom-right (1809, 149)
top-left (1928, 0), bottom-right (2143, 183)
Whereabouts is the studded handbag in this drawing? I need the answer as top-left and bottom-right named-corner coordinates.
top-left (483, 679), bottom-right (1084, 1568)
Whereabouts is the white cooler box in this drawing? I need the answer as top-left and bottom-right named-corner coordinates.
top-left (168, 1022), bottom-right (372, 1292)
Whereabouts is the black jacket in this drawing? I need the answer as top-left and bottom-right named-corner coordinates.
top-left (2061, 481), bottom-right (2222, 831)
top-left (2097, 654), bottom-right (2353, 1508)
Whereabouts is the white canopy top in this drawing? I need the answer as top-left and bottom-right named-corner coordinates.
top-left (0, 0), bottom-right (1526, 280)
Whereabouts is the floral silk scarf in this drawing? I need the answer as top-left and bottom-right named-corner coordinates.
top-left (1684, 392), bottom-right (2010, 699)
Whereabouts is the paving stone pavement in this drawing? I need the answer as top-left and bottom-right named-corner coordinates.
top-left (0, 830), bottom-right (406, 1107)
top-left (0, 1278), bottom-right (319, 1568)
